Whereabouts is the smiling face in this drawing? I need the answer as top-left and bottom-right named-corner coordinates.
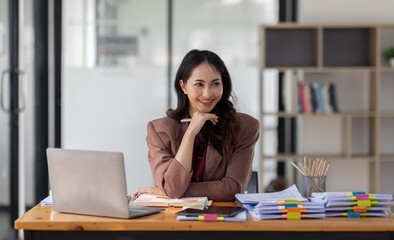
top-left (180, 62), bottom-right (223, 116)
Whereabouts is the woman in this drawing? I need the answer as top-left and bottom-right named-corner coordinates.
top-left (134, 49), bottom-right (260, 201)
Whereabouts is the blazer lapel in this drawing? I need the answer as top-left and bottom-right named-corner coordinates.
top-left (175, 122), bottom-right (189, 145)
top-left (204, 144), bottom-right (223, 180)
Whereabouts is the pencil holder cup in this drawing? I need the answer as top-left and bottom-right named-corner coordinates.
top-left (302, 176), bottom-right (326, 198)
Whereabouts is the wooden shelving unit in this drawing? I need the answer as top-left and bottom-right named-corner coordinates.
top-left (259, 23), bottom-right (394, 193)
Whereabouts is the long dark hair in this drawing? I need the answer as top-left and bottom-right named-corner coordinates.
top-left (166, 49), bottom-right (239, 154)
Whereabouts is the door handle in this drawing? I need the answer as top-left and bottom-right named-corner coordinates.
top-left (1, 68), bottom-right (26, 113)
top-left (0, 68), bottom-right (11, 113)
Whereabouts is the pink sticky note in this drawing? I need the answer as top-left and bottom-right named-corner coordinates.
top-left (356, 194), bottom-right (369, 200)
top-left (204, 214), bottom-right (218, 222)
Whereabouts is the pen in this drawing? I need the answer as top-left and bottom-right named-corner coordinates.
top-left (180, 118), bottom-right (192, 122)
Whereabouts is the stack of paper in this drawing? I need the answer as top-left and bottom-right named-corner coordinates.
top-left (130, 194), bottom-right (211, 208)
top-left (236, 185), bottom-right (324, 220)
top-left (235, 184), bottom-right (308, 206)
top-left (244, 200), bottom-right (325, 220)
top-left (310, 192), bottom-right (394, 217)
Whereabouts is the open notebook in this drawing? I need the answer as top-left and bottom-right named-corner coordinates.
top-left (130, 194), bottom-right (211, 208)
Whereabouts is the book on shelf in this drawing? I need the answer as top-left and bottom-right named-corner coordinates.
top-left (283, 70), bottom-right (298, 113)
top-left (328, 83), bottom-right (339, 112)
top-left (129, 194), bottom-right (211, 208)
top-left (281, 71), bottom-right (339, 114)
top-left (309, 84), bottom-right (318, 113)
top-left (315, 82), bottom-right (325, 114)
top-left (322, 83), bottom-right (333, 113)
top-left (299, 82), bottom-right (306, 113)
top-left (281, 70), bottom-right (340, 115)
top-left (304, 83), bottom-right (312, 113)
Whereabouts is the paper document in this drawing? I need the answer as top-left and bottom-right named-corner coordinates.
top-left (130, 194), bottom-right (211, 207)
top-left (235, 184), bottom-right (307, 205)
top-left (177, 210), bottom-right (247, 222)
top-left (257, 213), bottom-right (325, 220)
top-left (40, 195), bottom-right (53, 206)
top-left (326, 212), bottom-right (388, 217)
top-left (311, 192), bottom-right (393, 203)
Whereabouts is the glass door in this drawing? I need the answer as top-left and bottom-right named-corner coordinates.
top-left (0, 0), bottom-right (16, 238)
top-left (0, 0), bottom-right (34, 238)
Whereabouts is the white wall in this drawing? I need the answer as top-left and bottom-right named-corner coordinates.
top-left (299, 0), bottom-right (394, 23)
top-left (63, 0), bottom-right (167, 194)
top-left (298, 0), bottom-right (394, 193)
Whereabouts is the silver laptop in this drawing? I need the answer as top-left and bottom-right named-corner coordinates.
top-left (46, 148), bottom-right (164, 218)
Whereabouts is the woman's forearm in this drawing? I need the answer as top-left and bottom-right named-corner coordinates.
top-left (174, 130), bottom-right (195, 172)
top-left (174, 112), bottom-right (218, 173)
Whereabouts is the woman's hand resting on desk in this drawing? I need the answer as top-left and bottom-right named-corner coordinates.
top-left (133, 187), bottom-right (167, 198)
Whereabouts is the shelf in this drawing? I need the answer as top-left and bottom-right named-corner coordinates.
top-left (260, 24), bottom-right (392, 193)
top-left (263, 23), bottom-right (393, 29)
top-left (381, 155), bottom-right (394, 162)
top-left (262, 154), bottom-right (375, 161)
top-left (262, 111), bottom-right (376, 117)
top-left (323, 28), bottom-right (374, 66)
top-left (265, 28), bottom-right (317, 67)
top-left (264, 67), bottom-right (376, 72)
top-left (380, 67), bottom-right (394, 72)
top-left (380, 112), bottom-right (394, 117)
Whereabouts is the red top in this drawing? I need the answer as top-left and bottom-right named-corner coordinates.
top-left (191, 134), bottom-right (207, 182)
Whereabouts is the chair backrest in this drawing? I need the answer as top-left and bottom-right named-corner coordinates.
top-left (245, 171), bottom-right (258, 193)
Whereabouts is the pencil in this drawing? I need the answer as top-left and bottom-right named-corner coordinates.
top-left (180, 118), bottom-right (192, 122)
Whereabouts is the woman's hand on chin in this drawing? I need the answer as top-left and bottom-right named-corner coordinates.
top-left (133, 187), bottom-right (167, 198)
top-left (187, 111), bottom-right (219, 136)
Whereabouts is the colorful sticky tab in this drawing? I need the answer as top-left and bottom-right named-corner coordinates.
top-left (353, 206), bottom-right (367, 212)
top-left (287, 212), bottom-right (301, 220)
top-left (280, 200), bottom-right (302, 205)
top-left (347, 211), bottom-right (361, 218)
top-left (284, 203), bottom-right (298, 209)
top-left (279, 205), bottom-right (304, 210)
top-left (201, 214), bottom-right (223, 222)
top-left (353, 191), bottom-right (366, 195)
top-left (356, 194), bottom-right (369, 200)
top-left (357, 200), bottom-right (371, 207)
top-left (288, 208), bottom-right (305, 213)
top-left (282, 208), bottom-right (306, 213)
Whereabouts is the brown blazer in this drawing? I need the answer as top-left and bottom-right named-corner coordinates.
top-left (146, 113), bottom-right (260, 201)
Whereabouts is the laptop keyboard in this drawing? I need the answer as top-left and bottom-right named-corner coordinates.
top-left (128, 205), bottom-right (165, 218)
top-left (129, 205), bottom-right (153, 213)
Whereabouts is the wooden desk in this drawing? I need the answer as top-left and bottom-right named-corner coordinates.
top-left (15, 202), bottom-right (394, 240)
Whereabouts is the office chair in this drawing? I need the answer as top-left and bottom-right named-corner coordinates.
top-left (245, 171), bottom-right (258, 193)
